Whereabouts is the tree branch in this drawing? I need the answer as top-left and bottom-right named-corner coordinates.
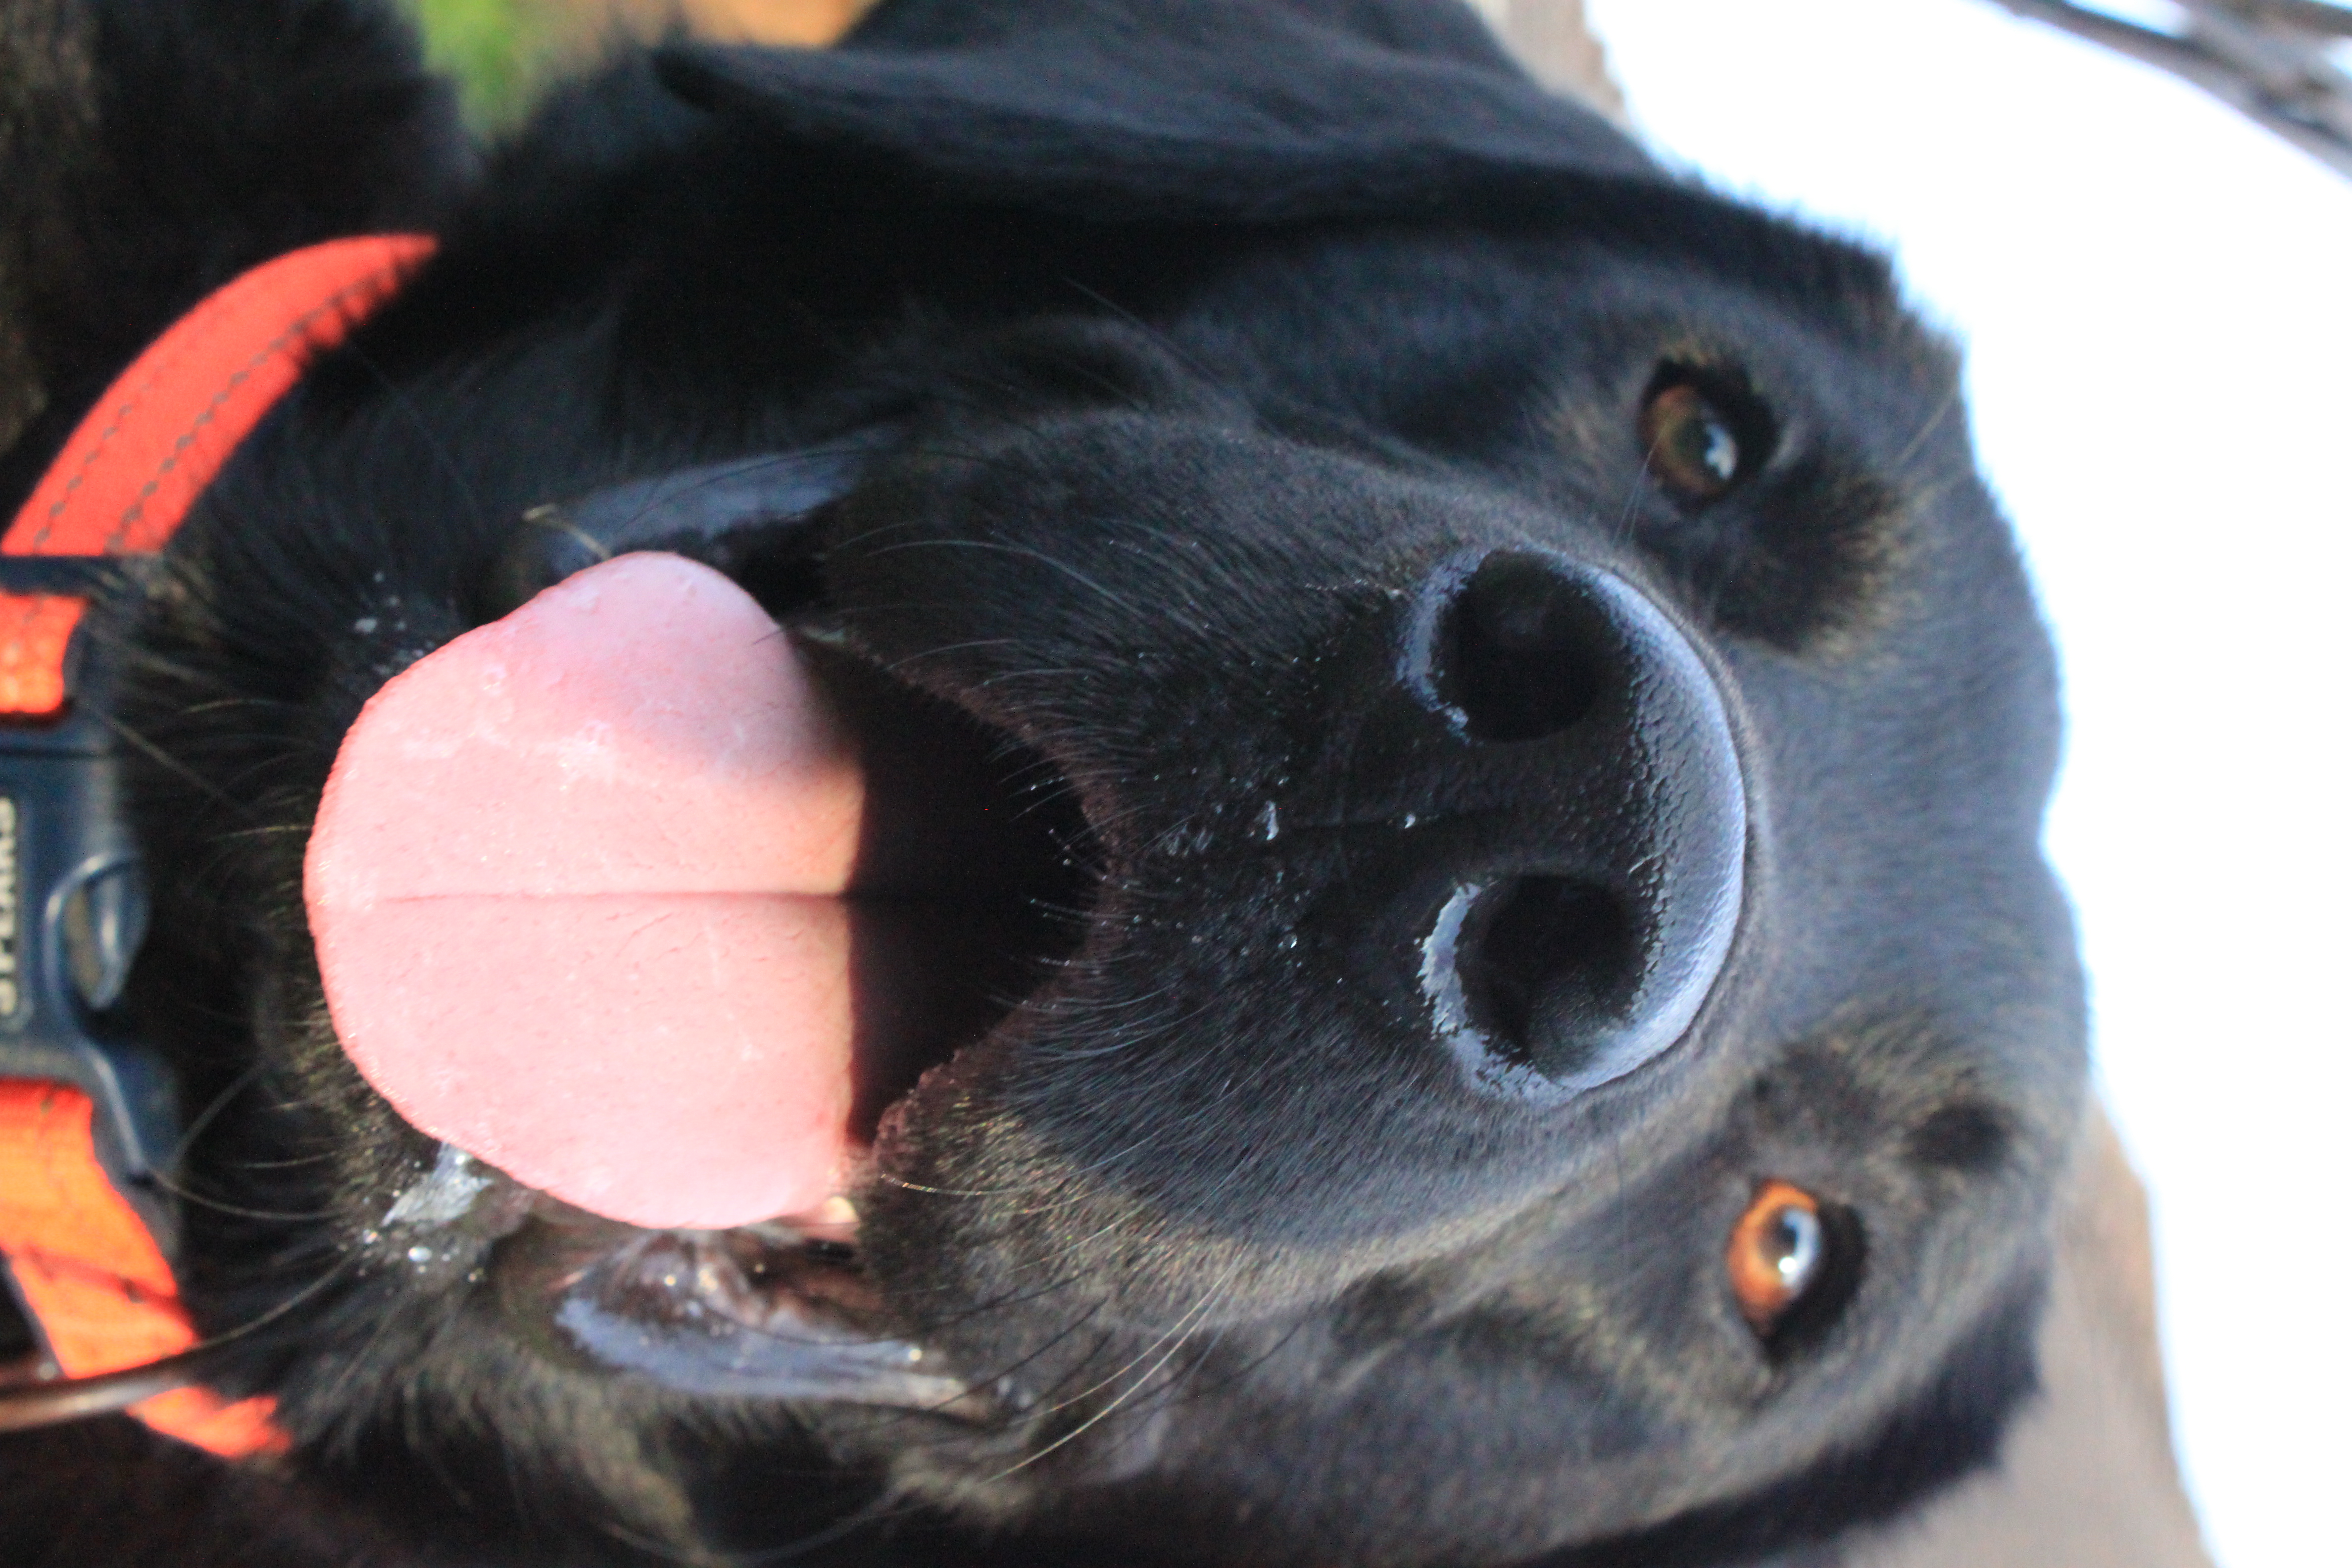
top-left (1983, 0), bottom-right (2352, 178)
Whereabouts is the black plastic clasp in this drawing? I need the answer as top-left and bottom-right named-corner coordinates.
top-left (0, 558), bottom-right (175, 1244)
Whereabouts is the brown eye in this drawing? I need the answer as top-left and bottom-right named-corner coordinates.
top-left (1639, 381), bottom-right (1747, 502)
top-left (1726, 1180), bottom-right (1827, 1335)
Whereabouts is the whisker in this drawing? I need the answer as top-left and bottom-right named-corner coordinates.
top-left (984, 1259), bottom-right (1240, 1480)
top-left (856, 537), bottom-right (1145, 618)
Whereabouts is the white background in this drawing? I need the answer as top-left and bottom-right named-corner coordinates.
top-left (1579, 3), bottom-right (2352, 1563)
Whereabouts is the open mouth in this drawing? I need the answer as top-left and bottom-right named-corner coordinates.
top-left (804, 641), bottom-right (1101, 1144)
top-left (677, 451), bottom-right (1106, 1147)
top-left (451, 451), bottom-right (1102, 1412)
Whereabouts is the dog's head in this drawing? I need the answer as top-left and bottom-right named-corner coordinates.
top-left (3, 1), bottom-right (2086, 1563)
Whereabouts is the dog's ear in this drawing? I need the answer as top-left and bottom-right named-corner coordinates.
top-left (659, 0), bottom-right (1658, 222)
top-left (0, 0), bottom-right (467, 497)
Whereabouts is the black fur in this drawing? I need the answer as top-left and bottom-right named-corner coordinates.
top-left (0, 2), bottom-right (2088, 1564)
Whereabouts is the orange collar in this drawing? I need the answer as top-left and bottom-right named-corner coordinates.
top-left (0, 234), bottom-right (434, 1458)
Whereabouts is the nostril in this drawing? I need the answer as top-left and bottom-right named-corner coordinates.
top-left (1457, 877), bottom-right (1641, 1083)
top-left (1432, 553), bottom-right (1619, 742)
top-left (1397, 550), bottom-right (1743, 1101)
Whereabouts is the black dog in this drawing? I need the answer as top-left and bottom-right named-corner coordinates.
top-left (0, 1), bottom-right (2088, 1564)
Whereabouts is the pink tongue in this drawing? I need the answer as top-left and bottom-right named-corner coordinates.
top-left (304, 553), bottom-right (865, 1229)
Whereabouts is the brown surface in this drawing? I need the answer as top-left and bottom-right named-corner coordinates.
top-left (673, 0), bottom-right (868, 45)
top-left (637, 0), bottom-right (871, 46)
top-left (1481, 0), bottom-right (1628, 121)
top-left (1843, 1107), bottom-right (2215, 1568)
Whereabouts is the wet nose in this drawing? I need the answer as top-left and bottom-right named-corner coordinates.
top-left (1320, 549), bottom-right (1745, 1099)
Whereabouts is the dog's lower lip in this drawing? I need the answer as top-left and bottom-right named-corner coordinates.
top-left (495, 1206), bottom-right (993, 1418)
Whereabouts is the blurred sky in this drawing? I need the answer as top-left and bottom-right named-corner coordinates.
top-left (1580, 3), bottom-right (2352, 1563)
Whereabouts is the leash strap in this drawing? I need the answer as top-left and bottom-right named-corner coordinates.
top-left (0, 233), bottom-right (435, 1456)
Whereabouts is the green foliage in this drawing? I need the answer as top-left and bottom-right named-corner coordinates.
top-left (407, 0), bottom-right (566, 127)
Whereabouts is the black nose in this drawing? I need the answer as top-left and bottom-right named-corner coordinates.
top-left (1357, 550), bottom-right (1745, 1098)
